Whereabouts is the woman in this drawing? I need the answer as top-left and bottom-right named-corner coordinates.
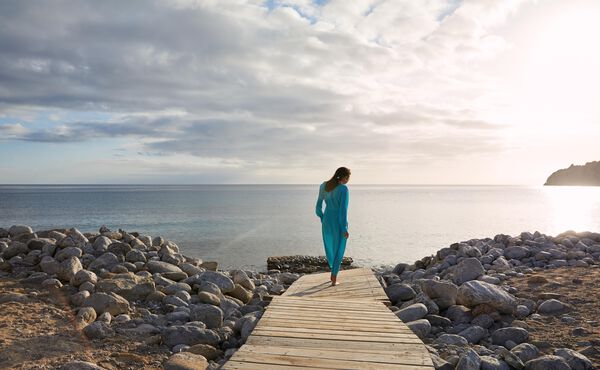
top-left (315, 167), bottom-right (350, 286)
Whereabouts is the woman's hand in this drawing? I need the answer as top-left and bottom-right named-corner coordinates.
top-left (343, 231), bottom-right (349, 239)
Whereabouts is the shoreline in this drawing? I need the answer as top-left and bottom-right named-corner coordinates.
top-left (1, 225), bottom-right (599, 369)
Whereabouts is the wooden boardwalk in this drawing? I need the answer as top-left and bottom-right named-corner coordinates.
top-left (222, 268), bottom-right (434, 369)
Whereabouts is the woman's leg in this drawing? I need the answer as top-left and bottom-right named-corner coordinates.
top-left (331, 236), bottom-right (348, 280)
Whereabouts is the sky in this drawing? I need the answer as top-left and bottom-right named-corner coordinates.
top-left (1, 0), bottom-right (599, 185)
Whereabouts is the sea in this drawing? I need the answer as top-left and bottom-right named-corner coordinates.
top-left (1, 185), bottom-right (600, 271)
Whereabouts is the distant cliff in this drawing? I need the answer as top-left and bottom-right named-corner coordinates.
top-left (545, 161), bottom-right (600, 186)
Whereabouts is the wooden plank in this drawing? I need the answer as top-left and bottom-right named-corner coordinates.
top-left (240, 345), bottom-right (434, 366)
top-left (266, 304), bottom-right (396, 316)
top-left (251, 330), bottom-right (423, 343)
top-left (258, 318), bottom-right (412, 332)
top-left (229, 351), bottom-right (429, 370)
top-left (253, 326), bottom-right (417, 339)
top-left (222, 360), bottom-right (329, 369)
top-left (246, 335), bottom-right (431, 352)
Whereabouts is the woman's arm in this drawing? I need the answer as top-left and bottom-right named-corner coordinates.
top-left (340, 185), bottom-right (349, 232)
top-left (315, 183), bottom-right (325, 220)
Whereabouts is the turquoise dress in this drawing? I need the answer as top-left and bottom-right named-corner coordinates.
top-left (315, 182), bottom-right (349, 276)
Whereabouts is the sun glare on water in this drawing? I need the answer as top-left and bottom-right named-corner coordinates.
top-left (544, 186), bottom-right (600, 234)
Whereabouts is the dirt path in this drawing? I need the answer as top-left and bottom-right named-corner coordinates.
top-left (0, 278), bottom-right (169, 369)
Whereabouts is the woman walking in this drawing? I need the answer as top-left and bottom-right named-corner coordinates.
top-left (315, 167), bottom-right (350, 286)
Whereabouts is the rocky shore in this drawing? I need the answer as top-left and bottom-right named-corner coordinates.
top-left (374, 230), bottom-right (599, 370)
top-left (0, 225), bottom-right (305, 369)
top-left (1, 225), bottom-right (599, 369)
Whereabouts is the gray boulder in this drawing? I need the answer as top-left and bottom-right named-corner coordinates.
top-left (453, 258), bottom-right (485, 285)
top-left (458, 325), bottom-right (487, 344)
top-left (60, 361), bottom-right (105, 370)
top-left (524, 355), bottom-right (571, 370)
top-left (95, 275), bottom-right (155, 301)
top-left (146, 260), bottom-right (184, 274)
top-left (162, 325), bottom-right (220, 347)
top-left (456, 280), bottom-right (517, 314)
top-left (418, 279), bottom-right (458, 303)
top-left (435, 333), bottom-right (468, 346)
top-left (511, 343), bottom-right (540, 363)
top-left (83, 321), bottom-right (114, 339)
top-left (88, 252), bottom-right (120, 272)
top-left (406, 319), bottom-right (431, 339)
top-left (8, 225), bottom-right (33, 237)
top-left (190, 304), bottom-right (224, 329)
top-left (395, 303), bottom-right (428, 322)
top-left (538, 299), bottom-right (569, 314)
top-left (554, 348), bottom-right (594, 370)
top-left (163, 352), bottom-right (208, 370)
top-left (82, 292), bottom-right (130, 315)
top-left (456, 348), bottom-right (481, 370)
top-left (481, 356), bottom-right (511, 370)
top-left (196, 271), bottom-right (235, 293)
top-left (57, 256), bottom-right (83, 282)
top-left (492, 327), bottom-right (528, 346)
top-left (385, 283), bottom-right (416, 304)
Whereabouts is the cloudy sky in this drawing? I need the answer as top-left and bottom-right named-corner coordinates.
top-left (1, 0), bottom-right (599, 184)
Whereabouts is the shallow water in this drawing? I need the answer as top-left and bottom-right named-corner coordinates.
top-left (1, 185), bottom-right (599, 270)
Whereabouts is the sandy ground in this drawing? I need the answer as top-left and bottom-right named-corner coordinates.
top-left (0, 278), bottom-right (170, 370)
top-left (507, 267), bottom-right (600, 367)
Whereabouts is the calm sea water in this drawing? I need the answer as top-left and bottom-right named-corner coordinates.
top-left (1, 185), bottom-right (600, 270)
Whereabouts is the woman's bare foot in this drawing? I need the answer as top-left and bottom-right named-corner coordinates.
top-left (331, 275), bottom-right (339, 286)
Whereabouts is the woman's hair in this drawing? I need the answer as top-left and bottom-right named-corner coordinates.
top-left (324, 167), bottom-right (351, 192)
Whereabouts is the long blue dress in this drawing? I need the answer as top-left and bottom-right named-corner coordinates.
top-left (315, 182), bottom-right (349, 276)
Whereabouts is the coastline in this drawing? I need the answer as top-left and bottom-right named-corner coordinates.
top-left (0, 225), bottom-right (598, 369)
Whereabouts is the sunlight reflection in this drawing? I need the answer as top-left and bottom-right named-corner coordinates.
top-left (543, 186), bottom-right (600, 234)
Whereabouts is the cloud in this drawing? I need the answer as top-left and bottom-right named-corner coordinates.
top-left (0, 0), bottom-right (530, 181)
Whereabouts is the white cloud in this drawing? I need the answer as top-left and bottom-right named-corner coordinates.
top-left (0, 0), bottom-right (535, 183)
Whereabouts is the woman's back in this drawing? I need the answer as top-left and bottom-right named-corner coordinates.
top-left (321, 182), bottom-right (347, 213)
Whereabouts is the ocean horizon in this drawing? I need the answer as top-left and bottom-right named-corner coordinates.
top-left (2, 184), bottom-right (600, 271)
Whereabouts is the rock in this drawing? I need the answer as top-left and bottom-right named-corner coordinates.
top-left (164, 295), bottom-right (188, 307)
top-left (406, 319), bottom-right (431, 339)
top-left (456, 280), bottom-right (517, 314)
top-left (435, 334), bottom-right (468, 346)
top-left (71, 291), bottom-right (91, 307)
top-left (3, 242), bottom-right (30, 259)
top-left (458, 325), bottom-right (487, 344)
top-left (418, 279), bottom-right (458, 303)
top-left (163, 352), bottom-right (208, 370)
top-left (107, 242), bottom-right (131, 257)
top-left (125, 249), bottom-right (147, 263)
top-left (196, 271), bottom-right (235, 293)
top-left (164, 282), bottom-right (192, 295)
top-left (431, 354), bottom-right (454, 370)
top-left (492, 327), bottom-right (528, 346)
top-left (232, 270), bottom-right (256, 290)
top-left (481, 356), bottom-right (511, 370)
top-left (445, 305), bottom-right (472, 324)
top-left (88, 252), bottom-right (120, 272)
top-left (59, 361), bottom-right (106, 370)
top-left (83, 321), bottom-right (114, 339)
top-left (71, 270), bottom-right (98, 287)
top-left (425, 314), bottom-right (451, 327)
top-left (55, 246), bottom-right (83, 262)
top-left (146, 260), bottom-right (184, 274)
top-left (524, 355), bottom-right (571, 370)
top-left (82, 292), bottom-right (130, 315)
top-left (227, 284), bottom-right (253, 304)
top-left (453, 258), bottom-right (485, 285)
top-left (554, 348), bottom-right (595, 370)
top-left (385, 283), bottom-right (416, 304)
top-left (57, 256), bottom-right (83, 282)
top-left (186, 343), bottom-right (223, 361)
top-left (40, 256), bottom-right (61, 275)
top-left (95, 276), bottom-right (155, 301)
top-left (396, 303), bottom-right (428, 322)
top-left (190, 304), bottom-right (224, 329)
top-left (538, 299), bottom-right (569, 314)
top-left (8, 225), bottom-right (33, 237)
top-left (162, 325), bottom-right (220, 347)
top-left (200, 261), bottom-right (218, 271)
top-left (504, 246), bottom-right (530, 260)
top-left (456, 348), bottom-right (481, 370)
top-left (197, 291), bottom-right (221, 306)
top-left (41, 278), bottom-right (63, 290)
top-left (511, 343), bottom-right (540, 363)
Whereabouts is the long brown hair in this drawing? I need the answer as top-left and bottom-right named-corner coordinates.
top-left (324, 167), bottom-right (351, 192)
